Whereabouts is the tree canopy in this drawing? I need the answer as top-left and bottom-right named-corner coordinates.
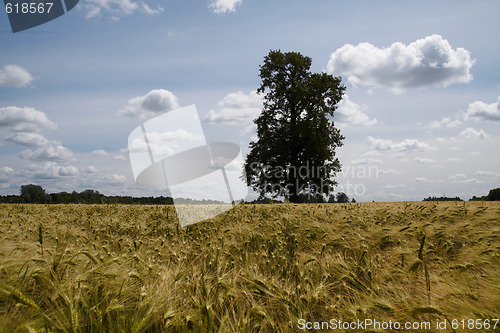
top-left (244, 50), bottom-right (345, 202)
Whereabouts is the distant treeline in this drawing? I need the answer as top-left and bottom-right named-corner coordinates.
top-left (247, 192), bottom-right (355, 204)
top-left (469, 188), bottom-right (500, 201)
top-left (0, 185), bottom-right (357, 205)
top-left (423, 188), bottom-right (500, 202)
top-left (0, 184), bottom-right (222, 205)
top-left (423, 196), bottom-right (463, 202)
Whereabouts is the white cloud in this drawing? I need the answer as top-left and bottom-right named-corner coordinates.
top-left (59, 165), bottom-right (80, 176)
top-left (242, 124), bottom-right (256, 135)
top-left (85, 165), bottom-right (98, 173)
top-left (0, 167), bottom-right (15, 186)
top-left (113, 154), bottom-right (127, 160)
top-left (209, 0), bottom-right (242, 14)
top-left (118, 89), bottom-right (180, 120)
top-left (451, 178), bottom-right (483, 184)
top-left (415, 177), bottom-right (441, 183)
top-left (105, 173), bottom-right (127, 183)
top-left (0, 65), bottom-right (34, 87)
top-left (19, 143), bottom-right (74, 162)
top-left (414, 157), bottom-right (435, 164)
top-left (385, 184), bottom-right (407, 189)
top-left (335, 95), bottom-right (377, 126)
top-left (350, 157), bottom-right (382, 165)
top-left (464, 95), bottom-right (500, 122)
top-left (140, 3), bottom-right (163, 15)
top-left (112, 147), bottom-right (128, 160)
top-left (379, 168), bottom-right (402, 175)
top-left (204, 90), bottom-right (263, 126)
top-left (326, 34), bottom-right (474, 93)
top-left (128, 129), bottom-right (204, 159)
top-left (22, 162), bottom-right (79, 179)
top-left (427, 117), bottom-right (462, 129)
top-left (474, 170), bottom-right (500, 178)
top-left (449, 173), bottom-right (466, 180)
top-left (361, 151), bottom-right (382, 158)
top-left (82, 0), bottom-right (135, 18)
top-left (5, 132), bottom-right (51, 147)
top-left (147, 129), bottom-right (203, 144)
top-left (458, 127), bottom-right (488, 140)
top-left (81, 0), bottom-right (162, 18)
top-left (91, 149), bottom-right (109, 156)
top-left (367, 136), bottom-right (437, 153)
top-left (0, 107), bottom-right (57, 133)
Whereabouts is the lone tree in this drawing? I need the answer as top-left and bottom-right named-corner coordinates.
top-left (244, 50), bottom-right (345, 202)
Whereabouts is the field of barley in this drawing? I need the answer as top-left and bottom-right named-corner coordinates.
top-left (0, 201), bottom-right (499, 332)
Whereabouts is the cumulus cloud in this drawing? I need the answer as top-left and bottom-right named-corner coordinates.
top-left (474, 170), bottom-right (500, 178)
top-left (335, 95), bottom-right (377, 126)
top-left (378, 168), bottom-right (402, 175)
top-left (367, 136), bottom-right (437, 153)
top-left (350, 157), bottom-right (382, 165)
top-left (415, 177), bottom-right (441, 183)
top-left (451, 178), bottom-right (483, 184)
top-left (5, 132), bottom-right (51, 147)
top-left (414, 157), bottom-right (435, 164)
top-left (105, 173), bottom-right (127, 183)
top-left (427, 117), bottom-right (462, 129)
top-left (0, 107), bottom-right (57, 133)
top-left (204, 90), bottom-right (263, 126)
top-left (361, 151), bottom-right (382, 157)
top-left (464, 95), bottom-right (500, 122)
top-left (81, 0), bottom-right (163, 18)
top-left (85, 165), bottom-right (98, 173)
top-left (385, 184), bottom-right (407, 189)
top-left (326, 34), bottom-right (474, 93)
top-left (129, 129), bottom-right (204, 157)
top-left (0, 65), bottom-right (34, 87)
top-left (147, 129), bottom-right (203, 143)
top-left (22, 162), bottom-right (79, 179)
top-left (209, 0), bottom-right (242, 14)
top-left (91, 149), bottom-right (109, 156)
top-left (19, 143), bottom-right (74, 162)
top-left (140, 3), bottom-right (163, 15)
top-left (449, 173), bottom-right (466, 180)
top-left (458, 127), bottom-right (488, 140)
top-left (0, 166), bottom-right (15, 187)
top-left (112, 147), bottom-right (129, 161)
top-left (118, 89), bottom-right (180, 120)
top-left (113, 154), bottom-right (127, 160)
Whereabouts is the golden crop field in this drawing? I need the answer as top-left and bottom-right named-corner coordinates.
top-left (0, 202), bottom-right (499, 332)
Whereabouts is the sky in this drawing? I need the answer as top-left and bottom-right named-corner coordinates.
top-left (0, 0), bottom-right (499, 202)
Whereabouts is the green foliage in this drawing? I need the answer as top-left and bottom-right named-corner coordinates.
top-left (336, 192), bottom-right (349, 203)
top-left (245, 50), bottom-right (345, 203)
top-left (469, 188), bottom-right (500, 201)
top-left (487, 188), bottom-right (500, 201)
top-left (20, 184), bottom-right (48, 204)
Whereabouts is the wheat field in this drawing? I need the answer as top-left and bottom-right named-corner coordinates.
top-left (0, 202), bottom-right (499, 332)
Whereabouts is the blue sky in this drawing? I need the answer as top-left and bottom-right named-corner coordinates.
top-left (1, 0), bottom-right (499, 201)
